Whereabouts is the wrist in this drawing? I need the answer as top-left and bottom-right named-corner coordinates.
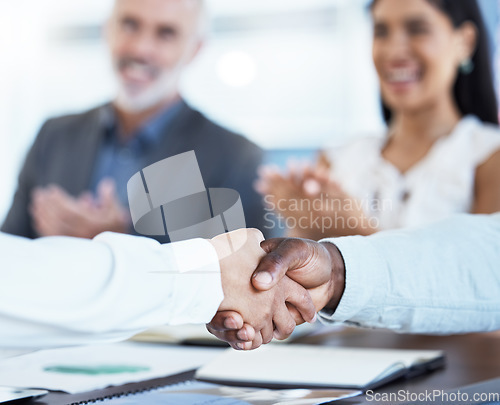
top-left (319, 241), bottom-right (346, 313)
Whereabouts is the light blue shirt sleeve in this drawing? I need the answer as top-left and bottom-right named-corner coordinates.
top-left (318, 213), bottom-right (500, 334)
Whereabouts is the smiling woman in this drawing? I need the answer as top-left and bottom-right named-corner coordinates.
top-left (256, 0), bottom-right (500, 240)
top-left (372, 0), bottom-right (498, 125)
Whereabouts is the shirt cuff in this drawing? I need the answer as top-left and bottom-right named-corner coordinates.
top-left (167, 238), bottom-right (224, 325)
top-left (317, 236), bottom-right (387, 325)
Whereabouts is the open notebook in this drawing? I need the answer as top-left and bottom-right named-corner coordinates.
top-left (196, 344), bottom-right (445, 391)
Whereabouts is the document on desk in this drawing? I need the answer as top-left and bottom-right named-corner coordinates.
top-left (102, 381), bottom-right (362, 404)
top-left (196, 344), bottom-right (445, 390)
top-left (0, 342), bottom-right (223, 394)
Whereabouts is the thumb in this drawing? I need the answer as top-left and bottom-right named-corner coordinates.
top-left (252, 238), bottom-right (313, 291)
top-left (251, 239), bottom-right (286, 291)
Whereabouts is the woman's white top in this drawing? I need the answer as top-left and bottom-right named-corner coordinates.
top-left (325, 116), bottom-right (500, 230)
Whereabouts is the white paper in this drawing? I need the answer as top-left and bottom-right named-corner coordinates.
top-left (0, 342), bottom-right (224, 394)
top-left (196, 344), bottom-right (443, 388)
top-left (0, 349), bottom-right (29, 361)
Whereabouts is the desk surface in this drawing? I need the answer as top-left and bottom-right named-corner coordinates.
top-left (32, 328), bottom-right (500, 405)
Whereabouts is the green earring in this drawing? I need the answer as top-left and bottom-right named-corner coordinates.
top-left (460, 58), bottom-right (474, 75)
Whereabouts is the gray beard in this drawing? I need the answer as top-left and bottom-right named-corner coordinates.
top-left (114, 70), bottom-right (182, 113)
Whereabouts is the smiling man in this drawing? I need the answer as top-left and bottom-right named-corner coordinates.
top-left (2, 0), bottom-right (264, 241)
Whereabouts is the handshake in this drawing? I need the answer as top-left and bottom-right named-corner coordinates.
top-left (206, 229), bottom-right (346, 350)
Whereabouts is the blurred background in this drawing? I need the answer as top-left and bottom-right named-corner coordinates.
top-left (0, 0), bottom-right (498, 222)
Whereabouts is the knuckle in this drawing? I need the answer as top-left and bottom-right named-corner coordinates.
top-left (227, 331), bottom-right (240, 344)
top-left (274, 238), bottom-right (310, 265)
top-left (299, 289), bottom-right (310, 304)
top-left (284, 323), bottom-right (295, 337)
top-left (250, 340), bottom-right (259, 350)
top-left (282, 238), bottom-right (306, 250)
top-left (262, 310), bottom-right (272, 322)
top-left (274, 331), bottom-right (285, 341)
top-left (248, 228), bottom-right (264, 242)
top-left (263, 252), bottom-right (284, 269)
top-left (294, 289), bottom-right (312, 310)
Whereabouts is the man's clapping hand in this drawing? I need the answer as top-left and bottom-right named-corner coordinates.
top-left (30, 179), bottom-right (130, 239)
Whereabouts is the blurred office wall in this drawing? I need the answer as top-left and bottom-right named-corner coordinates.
top-left (0, 0), bottom-right (497, 223)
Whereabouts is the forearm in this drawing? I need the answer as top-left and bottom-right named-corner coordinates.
top-left (319, 214), bottom-right (500, 334)
top-left (0, 233), bottom-right (222, 349)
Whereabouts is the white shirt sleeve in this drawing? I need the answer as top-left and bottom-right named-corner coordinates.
top-left (318, 213), bottom-right (500, 334)
top-left (0, 232), bottom-right (223, 350)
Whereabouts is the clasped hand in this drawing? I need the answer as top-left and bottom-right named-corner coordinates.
top-left (208, 229), bottom-right (345, 350)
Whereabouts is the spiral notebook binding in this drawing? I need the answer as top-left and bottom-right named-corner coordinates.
top-left (64, 369), bottom-right (197, 405)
